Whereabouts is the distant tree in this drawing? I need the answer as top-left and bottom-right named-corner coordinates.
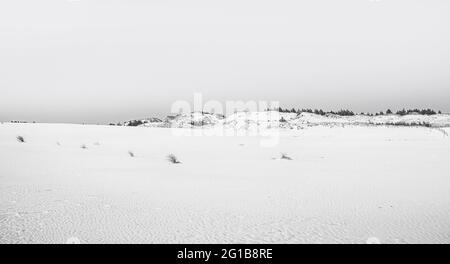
top-left (396, 109), bottom-right (407, 116)
top-left (335, 109), bottom-right (355, 116)
top-left (301, 109), bottom-right (313, 114)
top-left (386, 109), bottom-right (393, 114)
top-left (420, 109), bottom-right (436, 115)
top-left (127, 120), bottom-right (144, 127)
top-left (396, 108), bottom-right (437, 116)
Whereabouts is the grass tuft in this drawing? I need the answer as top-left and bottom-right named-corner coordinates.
top-left (167, 154), bottom-right (181, 164)
top-left (280, 153), bottom-right (293, 160)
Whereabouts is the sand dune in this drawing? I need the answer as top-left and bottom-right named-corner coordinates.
top-left (1, 123), bottom-right (449, 243)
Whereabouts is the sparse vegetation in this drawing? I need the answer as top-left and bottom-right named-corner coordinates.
top-left (268, 107), bottom-right (442, 117)
top-left (167, 154), bottom-right (181, 164)
top-left (127, 120), bottom-right (144, 127)
top-left (334, 110), bottom-right (355, 116)
top-left (190, 121), bottom-right (205, 127)
top-left (80, 144), bottom-right (88, 149)
top-left (385, 121), bottom-right (432, 128)
top-left (16, 136), bottom-right (25, 143)
top-left (396, 109), bottom-right (438, 116)
top-left (280, 153), bottom-right (293, 160)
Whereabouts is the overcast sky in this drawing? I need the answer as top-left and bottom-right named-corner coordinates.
top-left (1, 0), bottom-right (449, 123)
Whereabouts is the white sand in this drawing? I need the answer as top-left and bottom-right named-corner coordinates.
top-left (1, 123), bottom-right (449, 243)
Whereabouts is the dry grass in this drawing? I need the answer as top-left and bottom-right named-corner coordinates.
top-left (167, 154), bottom-right (181, 164)
top-left (280, 153), bottom-right (293, 160)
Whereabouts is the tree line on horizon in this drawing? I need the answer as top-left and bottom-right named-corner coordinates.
top-left (270, 107), bottom-right (442, 117)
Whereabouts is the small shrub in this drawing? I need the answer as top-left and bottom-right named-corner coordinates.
top-left (280, 153), bottom-right (293, 160)
top-left (421, 122), bottom-right (432, 128)
top-left (167, 154), bottom-right (181, 164)
top-left (80, 144), bottom-right (88, 149)
top-left (127, 120), bottom-right (144, 127)
top-left (128, 151), bottom-right (135, 157)
top-left (17, 136), bottom-right (25, 143)
top-left (335, 109), bottom-right (355, 116)
top-left (385, 121), bottom-right (432, 127)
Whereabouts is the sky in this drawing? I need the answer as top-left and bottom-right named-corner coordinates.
top-left (0, 0), bottom-right (449, 123)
